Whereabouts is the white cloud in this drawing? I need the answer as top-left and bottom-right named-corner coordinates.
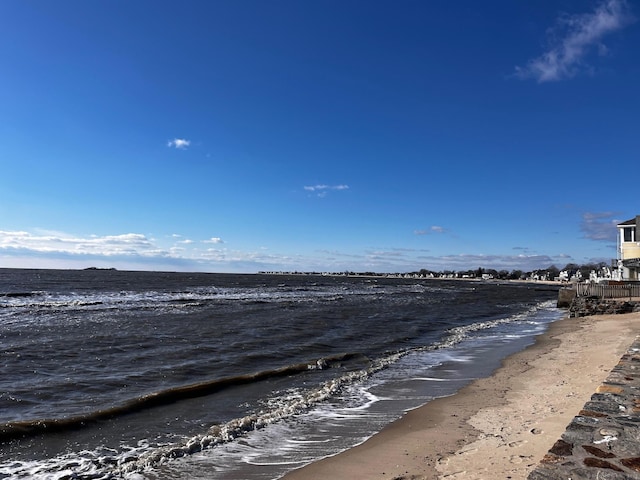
top-left (0, 231), bottom-right (160, 256)
top-left (0, 229), bottom-right (587, 274)
top-left (167, 138), bottom-right (191, 149)
top-left (304, 184), bottom-right (349, 198)
top-left (0, 230), bottom-right (270, 272)
top-left (204, 237), bottom-right (224, 244)
top-left (515, 0), bottom-right (633, 82)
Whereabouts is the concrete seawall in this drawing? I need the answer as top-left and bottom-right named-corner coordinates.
top-left (557, 287), bottom-right (576, 308)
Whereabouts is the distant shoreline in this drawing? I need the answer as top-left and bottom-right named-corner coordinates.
top-left (260, 270), bottom-right (565, 286)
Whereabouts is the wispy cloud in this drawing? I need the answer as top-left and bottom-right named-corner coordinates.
top-left (304, 184), bottom-right (349, 197)
top-left (581, 211), bottom-right (620, 241)
top-left (349, 250), bottom-right (564, 272)
top-left (432, 254), bottom-right (560, 271)
top-left (515, 0), bottom-right (634, 82)
top-left (167, 138), bottom-right (191, 149)
top-left (414, 226), bottom-right (446, 235)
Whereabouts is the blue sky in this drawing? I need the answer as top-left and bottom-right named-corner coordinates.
top-left (1, 0), bottom-right (638, 273)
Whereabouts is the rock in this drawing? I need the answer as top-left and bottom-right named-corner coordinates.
top-left (557, 288), bottom-right (576, 308)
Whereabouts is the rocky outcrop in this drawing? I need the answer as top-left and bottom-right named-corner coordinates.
top-left (568, 297), bottom-right (640, 317)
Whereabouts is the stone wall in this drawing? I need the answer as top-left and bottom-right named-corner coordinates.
top-left (529, 339), bottom-right (640, 479)
top-left (568, 296), bottom-right (640, 317)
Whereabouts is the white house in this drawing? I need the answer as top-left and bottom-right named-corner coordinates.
top-left (617, 215), bottom-right (640, 280)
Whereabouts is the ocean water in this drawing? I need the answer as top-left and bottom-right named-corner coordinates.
top-left (0, 269), bottom-right (562, 479)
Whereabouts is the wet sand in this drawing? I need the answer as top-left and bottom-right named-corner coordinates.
top-left (282, 312), bottom-right (640, 480)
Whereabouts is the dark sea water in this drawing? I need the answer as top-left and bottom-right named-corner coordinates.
top-left (0, 268), bottom-right (562, 479)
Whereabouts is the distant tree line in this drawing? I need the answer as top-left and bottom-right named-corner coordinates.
top-left (411, 261), bottom-right (611, 281)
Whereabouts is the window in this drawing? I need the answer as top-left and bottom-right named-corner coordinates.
top-left (623, 227), bottom-right (634, 242)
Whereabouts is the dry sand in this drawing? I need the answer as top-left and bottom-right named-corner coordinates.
top-left (282, 312), bottom-right (640, 480)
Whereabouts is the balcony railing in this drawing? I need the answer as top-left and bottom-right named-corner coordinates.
top-left (576, 283), bottom-right (640, 299)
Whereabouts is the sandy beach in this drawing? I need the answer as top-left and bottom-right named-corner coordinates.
top-left (282, 311), bottom-right (640, 480)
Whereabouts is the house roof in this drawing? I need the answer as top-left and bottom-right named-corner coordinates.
top-left (618, 217), bottom-right (638, 226)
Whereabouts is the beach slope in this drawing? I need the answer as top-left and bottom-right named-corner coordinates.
top-left (282, 312), bottom-right (640, 480)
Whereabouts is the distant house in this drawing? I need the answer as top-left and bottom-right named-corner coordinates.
top-left (617, 215), bottom-right (640, 280)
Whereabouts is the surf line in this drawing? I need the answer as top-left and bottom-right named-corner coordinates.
top-left (0, 352), bottom-right (366, 442)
